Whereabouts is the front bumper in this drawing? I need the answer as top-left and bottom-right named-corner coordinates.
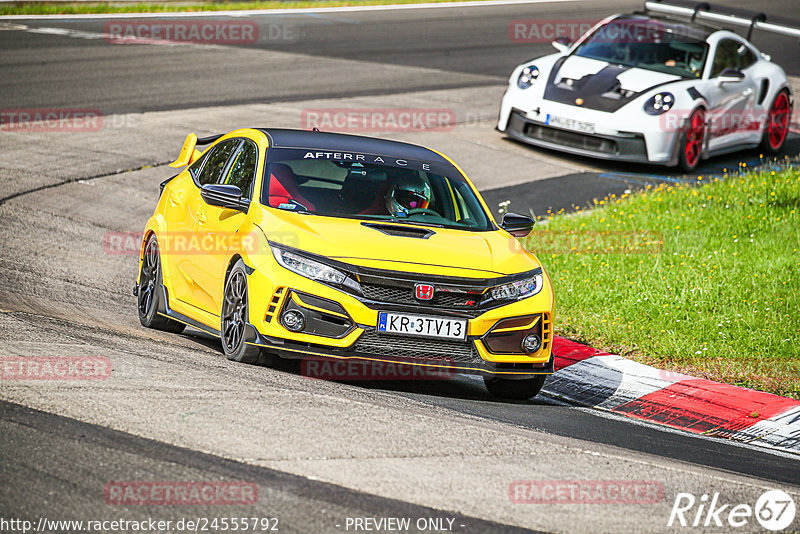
top-left (246, 322), bottom-right (554, 378)
top-left (504, 109), bottom-right (652, 164)
top-left (243, 262), bottom-right (555, 378)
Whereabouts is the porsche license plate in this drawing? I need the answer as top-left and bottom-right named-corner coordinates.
top-left (377, 312), bottom-right (467, 340)
top-left (546, 114), bottom-right (595, 134)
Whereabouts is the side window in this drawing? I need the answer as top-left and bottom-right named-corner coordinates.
top-left (739, 45), bottom-right (758, 69)
top-left (188, 152), bottom-right (207, 180)
top-left (711, 39), bottom-right (743, 77)
top-left (195, 139), bottom-right (239, 186)
top-left (222, 140), bottom-right (259, 198)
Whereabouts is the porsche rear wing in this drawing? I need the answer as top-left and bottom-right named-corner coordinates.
top-left (644, 0), bottom-right (800, 39)
top-left (168, 133), bottom-right (223, 168)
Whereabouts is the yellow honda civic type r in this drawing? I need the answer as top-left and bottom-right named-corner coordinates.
top-left (136, 128), bottom-right (554, 399)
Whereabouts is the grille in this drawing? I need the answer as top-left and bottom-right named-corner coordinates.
top-left (361, 283), bottom-right (482, 311)
top-left (353, 329), bottom-right (482, 364)
top-left (523, 123), bottom-right (617, 154)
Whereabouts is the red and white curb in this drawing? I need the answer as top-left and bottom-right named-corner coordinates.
top-left (545, 336), bottom-right (800, 454)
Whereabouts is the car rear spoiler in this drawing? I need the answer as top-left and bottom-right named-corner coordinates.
top-left (644, 0), bottom-right (800, 39)
top-left (168, 133), bottom-right (223, 168)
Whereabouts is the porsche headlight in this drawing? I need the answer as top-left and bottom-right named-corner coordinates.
top-left (517, 65), bottom-right (540, 89)
top-left (271, 246), bottom-right (347, 285)
top-left (491, 273), bottom-right (543, 300)
top-left (644, 92), bottom-right (675, 115)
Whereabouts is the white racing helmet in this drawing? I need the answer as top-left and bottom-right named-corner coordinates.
top-left (385, 173), bottom-right (432, 217)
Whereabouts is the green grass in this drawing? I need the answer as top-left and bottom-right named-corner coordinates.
top-left (521, 161), bottom-right (800, 399)
top-left (0, 0), bottom-right (481, 16)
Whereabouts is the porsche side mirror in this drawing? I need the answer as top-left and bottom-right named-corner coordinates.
top-left (716, 68), bottom-right (745, 86)
top-left (200, 184), bottom-right (249, 212)
top-left (552, 36), bottom-right (572, 53)
top-left (501, 212), bottom-right (535, 238)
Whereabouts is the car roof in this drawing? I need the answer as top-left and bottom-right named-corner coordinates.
top-left (257, 128), bottom-right (452, 165)
top-left (615, 13), bottom-right (715, 41)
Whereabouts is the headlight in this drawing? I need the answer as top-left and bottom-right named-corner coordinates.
top-left (517, 65), bottom-right (540, 89)
top-left (491, 273), bottom-right (543, 300)
top-left (271, 246), bottom-right (347, 285)
top-left (644, 92), bottom-right (675, 115)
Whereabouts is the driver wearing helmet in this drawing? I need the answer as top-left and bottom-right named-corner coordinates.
top-left (385, 172), bottom-right (432, 217)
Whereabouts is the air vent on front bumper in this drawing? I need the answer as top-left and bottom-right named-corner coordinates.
top-left (353, 329), bottom-right (482, 364)
top-left (280, 291), bottom-right (354, 338)
top-left (524, 123), bottom-right (618, 154)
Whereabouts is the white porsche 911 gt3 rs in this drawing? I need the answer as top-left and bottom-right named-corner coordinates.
top-left (498, 0), bottom-right (799, 171)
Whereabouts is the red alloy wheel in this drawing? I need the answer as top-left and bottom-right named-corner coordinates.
top-left (767, 92), bottom-right (790, 150)
top-left (684, 109), bottom-right (705, 169)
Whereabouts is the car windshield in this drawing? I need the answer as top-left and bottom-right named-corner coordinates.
top-left (260, 148), bottom-right (493, 231)
top-left (573, 17), bottom-right (709, 78)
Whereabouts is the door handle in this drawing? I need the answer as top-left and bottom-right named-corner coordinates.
top-left (169, 190), bottom-right (183, 205)
top-left (197, 213), bottom-right (207, 224)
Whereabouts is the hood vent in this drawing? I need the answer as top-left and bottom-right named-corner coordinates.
top-left (545, 63), bottom-right (642, 113)
top-left (361, 222), bottom-right (435, 239)
top-left (602, 81), bottom-right (636, 100)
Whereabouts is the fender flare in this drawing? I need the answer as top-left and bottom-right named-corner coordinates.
top-left (137, 214), bottom-right (169, 285)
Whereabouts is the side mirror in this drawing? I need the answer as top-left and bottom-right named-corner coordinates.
top-left (200, 184), bottom-right (249, 212)
top-left (501, 212), bottom-right (535, 238)
top-left (716, 68), bottom-right (745, 85)
top-left (552, 36), bottom-right (572, 53)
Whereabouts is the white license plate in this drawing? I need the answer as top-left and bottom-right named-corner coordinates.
top-left (377, 312), bottom-right (467, 341)
top-left (546, 114), bottom-right (595, 134)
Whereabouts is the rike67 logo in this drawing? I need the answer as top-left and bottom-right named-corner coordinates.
top-left (668, 489), bottom-right (796, 531)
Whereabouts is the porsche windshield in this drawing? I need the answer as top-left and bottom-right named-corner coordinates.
top-left (260, 149), bottom-right (493, 231)
top-left (574, 17), bottom-right (709, 78)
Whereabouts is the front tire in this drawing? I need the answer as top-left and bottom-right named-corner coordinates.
top-left (221, 259), bottom-right (265, 365)
top-left (760, 90), bottom-right (791, 154)
top-left (483, 374), bottom-right (547, 400)
top-left (678, 108), bottom-right (705, 172)
top-left (137, 234), bottom-right (186, 334)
